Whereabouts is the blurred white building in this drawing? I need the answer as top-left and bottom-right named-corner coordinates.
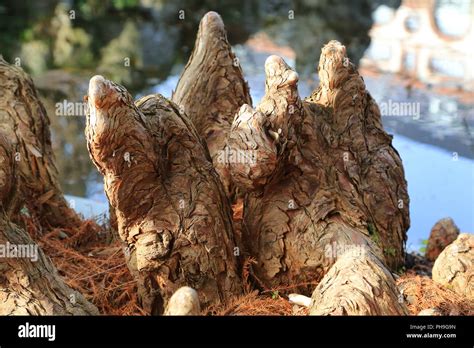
top-left (361, 0), bottom-right (474, 91)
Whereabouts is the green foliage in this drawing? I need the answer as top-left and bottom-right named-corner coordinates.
top-left (51, 4), bottom-right (94, 69)
top-left (112, 0), bottom-right (140, 10)
top-left (98, 20), bottom-right (143, 87)
top-left (368, 222), bottom-right (380, 244)
top-left (419, 239), bottom-right (428, 254)
top-left (20, 40), bottom-right (50, 75)
top-left (20, 28), bottom-right (35, 42)
top-left (384, 247), bottom-right (397, 257)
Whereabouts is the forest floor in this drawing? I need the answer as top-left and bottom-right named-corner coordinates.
top-left (22, 202), bottom-right (474, 316)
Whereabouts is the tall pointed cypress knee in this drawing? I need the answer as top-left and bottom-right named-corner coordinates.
top-left (172, 11), bottom-right (252, 197)
top-left (85, 76), bottom-right (242, 314)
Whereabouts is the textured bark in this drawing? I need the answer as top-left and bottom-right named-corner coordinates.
top-left (305, 41), bottom-right (409, 270)
top-left (426, 217), bottom-right (460, 262)
top-left (85, 76), bottom-right (242, 314)
top-left (172, 11), bottom-right (252, 197)
top-left (227, 41), bottom-right (409, 314)
top-left (0, 133), bottom-right (98, 315)
top-left (0, 220), bottom-right (100, 315)
top-left (0, 57), bottom-right (83, 230)
top-left (309, 250), bottom-right (408, 315)
top-left (0, 133), bottom-right (19, 218)
top-left (432, 233), bottom-right (473, 299)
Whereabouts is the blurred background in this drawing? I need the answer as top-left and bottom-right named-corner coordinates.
top-left (0, 0), bottom-right (473, 252)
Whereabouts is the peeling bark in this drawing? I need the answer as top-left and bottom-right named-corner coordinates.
top-left (172, 11), bottom-right (252, 197)
top-left (306, 41), bottom-right (410, 270)
top-left (0, 219), bottom-right (100, 315)
top-left (432, 233), bottom-right (473, 299)
top-left (309, 250), bottom-right (408, 315)
top-left (85, 76), bottom-right (242, 314)
top-left (227, 41), bottom-right (409, 314)
top-left (0, 57), bottom-right (84, 230)
top-left (0, 133), bottom-right (19, 218)
top-left (0, 133), bottom-right (98, 315)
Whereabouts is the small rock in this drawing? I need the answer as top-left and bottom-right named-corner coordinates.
top-left (164, 286), bottom-right (200, 315)
top-left (58, 231), bottom-right (69, 240)
top-left (418, 308), bottom-right (442, 316)
top-left (432, 233), bottom-right (473, 299)
top-left (426, 217), bottom-right (459, 262)
top-left (288, 293), bottom-right (312, 308)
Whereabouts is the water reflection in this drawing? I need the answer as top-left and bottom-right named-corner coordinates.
top-left (434, 0), bottom-right (472, 38)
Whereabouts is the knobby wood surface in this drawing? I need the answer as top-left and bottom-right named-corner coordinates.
top-left (0, 58), bottom-right (85, 230)
top-left (0, 11), bottom-right (413, 316)
top-left (225, 42), bottom-right (409, 315)
top-left (0, 133), bottom-right (98, 315)
top-left (172, 11), bottom-right (252, 198)
top-left (85, 76), bottom-right (242, 314)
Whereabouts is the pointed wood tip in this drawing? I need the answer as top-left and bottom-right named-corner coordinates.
top-left (264, 55), bottom-right (299, 89)
top-left (318, 40), bottom-right (356, 89)
top-left (88, 75), bottom-right (109, 108)
top-left (200, 11), bottom-right (225, 35)
top-left (321, 40), bottom-right (347, 64)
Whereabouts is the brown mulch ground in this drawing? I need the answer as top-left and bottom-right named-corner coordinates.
top-left (20, 210), bottom-right (473, 316)
top-left (397, 273), bottom-right (474, 316)
top-left (21, 213), bottom-right (144, 315)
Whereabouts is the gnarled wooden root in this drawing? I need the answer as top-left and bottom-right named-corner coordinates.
top-left (306, 41), bottom-right (410, 270)
top-left (0, 133), bottom-right (98, 315)
top-left (426, 217), bottom-right (460, 262)
top-left (432, 233), bottom-right (473, 299)
top-left (309, 249), bottom-right (408, 315)
top-left (226, 41), bottom-right (409, 314)
top-left (0, 219), bottom-right (100, 315)
top-left (0, 57), bottom-right (88, 231)
top-left (172, 11), bottom-right (252, 197)
top-left (85, 76), bottom-right (242, 314)
top-left (226, 104), bottom-right (278, 191)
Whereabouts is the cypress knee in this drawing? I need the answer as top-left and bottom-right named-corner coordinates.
top-left (0, 57), bottom-right (86, 230)
top-left (85, 76), bottom-right (242, 314)
top-left (227, 42), bottom-right (409, 314)
top-left (172, 11), bottom-right (252, 198)
top-left (0, 132), bottom-right (98, 315)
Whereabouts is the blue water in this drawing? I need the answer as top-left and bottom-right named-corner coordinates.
top-left (392, 134), bottom-right (474, 250)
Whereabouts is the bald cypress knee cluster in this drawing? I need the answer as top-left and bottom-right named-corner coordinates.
top-left (1, 11), bottom-right (411, 316)
top-left (84, 12), bottom-right (409, 315)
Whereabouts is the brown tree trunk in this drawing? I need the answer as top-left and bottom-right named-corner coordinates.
top-left (85, 76), bottom-right (242, 315)
top-left (172, 11), bottom-right (252, 198)
top-left (0, 57), bottom-right (85, 230)
top-left (0, 133), bottom-right (98, 315)
top-left (226, 42), bottom-right (409, 314)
